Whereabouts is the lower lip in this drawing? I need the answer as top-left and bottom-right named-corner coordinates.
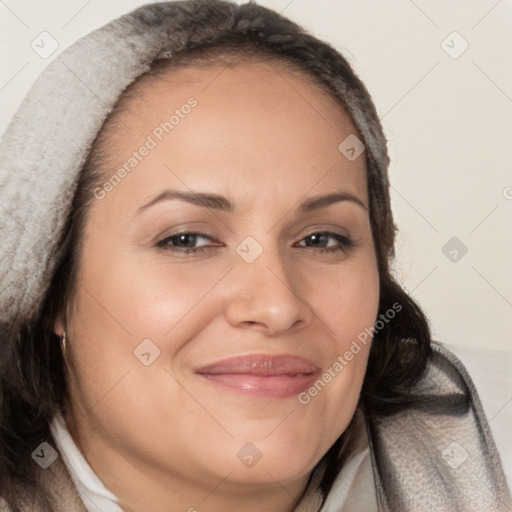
top-left (198, 373), bottom-right (319, 398)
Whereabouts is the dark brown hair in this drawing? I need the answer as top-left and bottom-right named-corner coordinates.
top-left (0, 0), bottom-right (430, 508)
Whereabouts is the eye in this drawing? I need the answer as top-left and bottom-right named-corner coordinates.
top-left (156, 232), bottom-right (221, 254)
top-left (295, 232), bottom-right (354, 253)
top-left (155, 230), bottom-right (354, 256)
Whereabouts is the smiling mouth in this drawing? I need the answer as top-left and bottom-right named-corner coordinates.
top-left (195, 354), bottom-right (321, 398)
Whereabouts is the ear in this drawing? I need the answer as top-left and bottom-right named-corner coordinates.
top-left (53, 316), bottom-right (64, 337)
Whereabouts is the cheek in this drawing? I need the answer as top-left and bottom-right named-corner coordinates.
top-left (308, 248), bottom-right (380, 349)
top-left (64, 248), bottom-right (234, 424)
top-left (64, 256), bottom-right (228, 461)
top-left (72, 250), bottom-right (227, 350)
top-left (295, 253), bottom-right (379, 435)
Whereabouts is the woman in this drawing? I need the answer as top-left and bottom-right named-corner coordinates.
top-left (0, 1), bottom-right (509, 510)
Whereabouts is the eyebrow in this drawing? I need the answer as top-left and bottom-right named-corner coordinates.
top-left (299, 192), bottom-right (367, 212)
top-left (137, 190), bottom-right (233, 214)
top-left (137, 189), bottom-right (367, 215)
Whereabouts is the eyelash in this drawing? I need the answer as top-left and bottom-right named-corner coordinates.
top-left (156, 231), bottom-right (354, 255)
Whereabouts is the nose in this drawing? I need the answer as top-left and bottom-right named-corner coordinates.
top-left (223, 246), bottom-right (314, 336)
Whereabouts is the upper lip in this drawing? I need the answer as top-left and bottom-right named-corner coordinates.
top-left (195, 354), bottom-right (321, 376)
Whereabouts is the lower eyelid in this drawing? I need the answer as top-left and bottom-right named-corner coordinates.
top-left (156, 231), bottom-right (354, 253)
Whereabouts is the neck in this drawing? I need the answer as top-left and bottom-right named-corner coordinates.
top-left (93, 449), bottom-right (312, 512)
top-left (66, 411), bottom-right (316, 512)
top-left (118, 471), bottom-right (311, 512)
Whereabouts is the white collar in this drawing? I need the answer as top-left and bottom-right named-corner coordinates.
top-left (50, 412), bottom-right (123, 512)
top-left (320, 407), bottom-right (378, 511)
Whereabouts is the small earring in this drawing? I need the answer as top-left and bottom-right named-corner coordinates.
top-left (61, 330), bottom-right (67, 356)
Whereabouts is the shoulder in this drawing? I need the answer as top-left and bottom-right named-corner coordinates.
top-left (366, 342), bottom-right (512, 511)
top-left (442, 343), bottom-right (512, 490)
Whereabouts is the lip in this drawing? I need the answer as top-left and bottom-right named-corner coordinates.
top-left (195, 354), bottom-right (321, 398)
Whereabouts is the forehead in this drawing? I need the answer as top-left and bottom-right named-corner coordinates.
top-left (94, 60), bottom-right (367, 211)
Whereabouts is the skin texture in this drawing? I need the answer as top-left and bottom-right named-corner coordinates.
top-left (55, 60), bottom-right (380, 512)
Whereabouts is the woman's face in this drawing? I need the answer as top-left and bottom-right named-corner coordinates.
top-left (58, 60), bottom-right (379, 504)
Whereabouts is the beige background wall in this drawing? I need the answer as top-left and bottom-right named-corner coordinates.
top-left (1, 0), bottom-right (511, 351)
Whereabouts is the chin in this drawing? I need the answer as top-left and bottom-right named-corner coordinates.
top-left (217, 431), bottom-right (326, 487)
top-left (225, 453), bottom-right (318, 488)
